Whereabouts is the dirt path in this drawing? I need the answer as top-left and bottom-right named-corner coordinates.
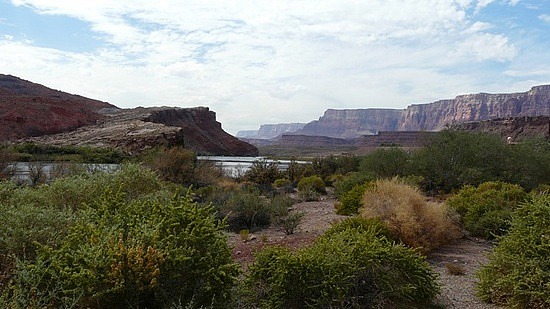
top-left (229, 198), bottom-right (500, 308)
top-left (429, 238), bottom-right (501, 308)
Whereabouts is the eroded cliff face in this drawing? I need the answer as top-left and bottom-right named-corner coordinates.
top-left (297, 109), bottom-right (403, 138)
top-left (290, 85), bottom-right (550, 138)
top-left (26, 107), bottom-right (259, 156)
top-left (144, 107), bottom-right (259, 155)
top-left (451, 116), bottom-right (550, 142)
top-left (237, 123), bottom-right (306, 139)
top-left (399, 85), bottom-right (550, 131)
top-left (1, 74), bottom-right (258, 156)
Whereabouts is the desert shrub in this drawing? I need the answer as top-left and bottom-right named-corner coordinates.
top-left (359, 147), bottom-right (411, 178)
top-left (335, 182), bottom-right (370, 215)
top-left (323, 217), bottom-right (392, 240)
top-left (192, 159), bottom-right (226, 187)
top-left (297, 175), bottom-right (325, 194)
top-left (297, 186), bottom-right (320, 202)
top-left (243, 159), bottom-right (281, 191)
top-left (280, 211), bottom-right (305, 235)
top-left (273, 178), bottom-right (293, 193)
top-left (268, 194), bottom-right (294, 223)
top-left (0, 198), bottom-right (73, 268)
top-left (507, 138), bottom-right (550, 191)
top-left (148, 146), bottom-right (197, 185)
top-left (477, 194), bottom-right (550, 308)
top-left (1, 190), bottom-right (239, 308)
top-left (241, 218), bottom-right (439, 308)
top-left (445, 262), bottom-right (466, 276)
top-left (411, 130), bottom-right (510, 194)
top-left (308, 155), bottom-right (361, 182)
top-left (273, 178), bottom-right (291, 188)
top-left (447, 181), bottom-right (528, 239)
top-left (223, 188), bottom-right (271, 231)
top-left (0, 164), bottom-right (173, 297)
top-left (333, 172), bottom-right (372, 199)
top-left (360, 178), bottom-right (462, 253)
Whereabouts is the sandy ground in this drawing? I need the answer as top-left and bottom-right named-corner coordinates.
top-left (228, 198), bottom-right (502, 308)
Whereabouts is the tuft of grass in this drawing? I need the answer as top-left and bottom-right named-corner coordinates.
top-left (360, 178), bottom-right (462, 254)
top-left (445, 262), bottom-right (466, 276)
top-left (239, 229), bottom-right (251, 242)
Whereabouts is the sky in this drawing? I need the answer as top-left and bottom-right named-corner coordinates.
top-left (0, 0), bottom-right (549, 135)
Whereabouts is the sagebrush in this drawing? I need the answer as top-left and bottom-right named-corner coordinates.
top-left (360, 178), bottom-right (461, 253)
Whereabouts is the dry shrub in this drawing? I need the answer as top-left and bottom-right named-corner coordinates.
top-left (360, 178), bottom-right (461, 253)
top-left (445, 262), bottom-right (466, 276)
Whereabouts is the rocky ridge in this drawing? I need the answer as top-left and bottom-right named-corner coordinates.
top-left (0, 74), bottom-right (258, 156)
top-left (452, 116), bottom-right (550, 142)
top-left (25, 106), bottom-right (259, 156)
top-left (0, 74), bottom-right (115, 140)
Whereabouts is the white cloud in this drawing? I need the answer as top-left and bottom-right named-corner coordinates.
top-left (539, 14), bottom-right (550, 24)
top-left (1, 0), bottom-right (546, 134)
top-left (456, 33), bottom-right (517, 62)
top-left (475, 0), bottom-right (496, 12)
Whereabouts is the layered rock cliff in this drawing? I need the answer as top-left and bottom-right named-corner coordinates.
top-left (451, 116), bottom-right (550, 142)
top-left (237, 123), bottom-right (306, 139)
top-left (1, 74), bottom-right (258, 156)
top-left (28, 107), bottom-right (259, 156)
top-left (399, 85), bottom-right (550, 131)
top-left (288, 85), bottom-right (550, 138)
top-left (296, 109), bottom-right (402, 138)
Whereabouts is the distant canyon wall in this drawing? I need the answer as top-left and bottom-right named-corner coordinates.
top-left (298, 109), bottom-right (403, 139)
top-left (291, 85), bottom-right (550, 138)
top-left (399, 85), bottom-right (550, 131)
top-left (237, 123), bottom-right (306, 139)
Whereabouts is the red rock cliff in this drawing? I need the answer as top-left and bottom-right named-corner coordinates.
top-left (1, 74), bottom-right (258, 156)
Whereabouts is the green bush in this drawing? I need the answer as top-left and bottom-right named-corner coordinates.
top-left (477, 194), bottom-right (550, 308)
top-left (11, 142), bottom-right (127, 163)
top-left (280, 211), bottom-right (305, 235)
top-left (297, 186), bottom-right (320, 202)
top-left (149, 146), bottom-right (197, 185)
top-left (323, 217), bottom-right (392, 240)
top-left (0, 165), bottom-right (166, 264)
top-left (222, 188), bottom-right (271, 231)
top-left (2, 190), bottom-right (239, 308)
top-left (273, 178), bottom-right (293, 193)
top-left (297, 175), bottom-right (325, 194)
top-left (0, 195), bottom-right (73, 278)
top-left (447, 181), bottom-right (529, 239)
top-left (359, 147), bottom-right (411, 178)
top-left (335, 182), bottom-right (369, 215)
top-left (411, 130), bottom-right (510, 194)
top-left (333, 172), bottom-right (372, 199)
top-left (269, 194), bottom-right (294, 224)
top-left (243, 159), bottom-right (281, 191)
top-left (242, 218), bottom-right (439, 308)
top-left (507, 138), bottom-right (550, 191)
